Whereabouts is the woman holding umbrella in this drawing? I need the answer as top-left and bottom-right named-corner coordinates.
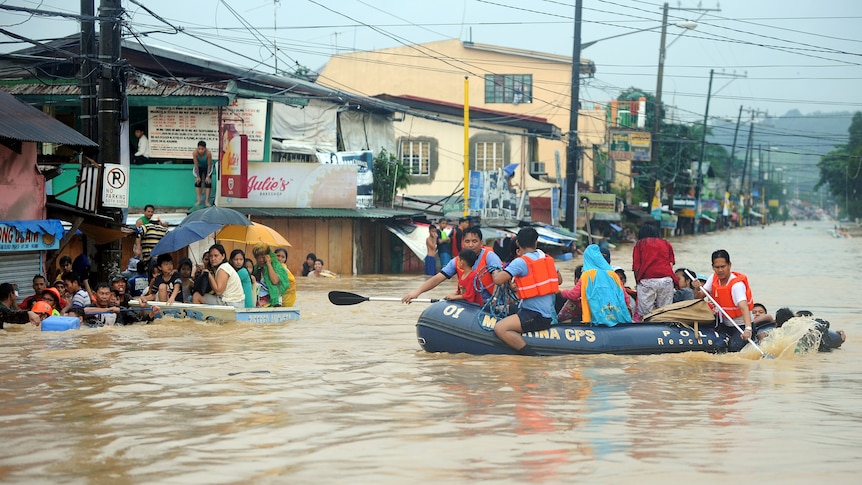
top-left (202, 244), bottom-right (246, 309)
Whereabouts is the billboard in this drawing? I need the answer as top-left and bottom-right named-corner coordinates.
top-left (217, 162), bottom-right (357, 209)
top-left (609, 130), bottom-right (651, 161)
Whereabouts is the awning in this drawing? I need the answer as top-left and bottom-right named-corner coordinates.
top-left (46, 200), bottom-right (132, 244)
top-left (243, 207), bottom-right (422, 219)
top-left (624, 208), bottom-right (654, 221)
top-left (591, 211), bottom-right (622, 221)
top-left (385, 221), bottom-right (430, 260)
top-left (535, 226), bottom-right (578, 247)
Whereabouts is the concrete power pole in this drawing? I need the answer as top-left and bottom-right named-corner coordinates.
top-left (79, 0), bottom-right (97, 142)
top-left (565, 0), bottom-right (583, 233)
top-left (96, 0), bottom-right (124, 281)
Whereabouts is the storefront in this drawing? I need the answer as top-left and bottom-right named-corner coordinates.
top-left (0, 220), bottom-right (65, 301)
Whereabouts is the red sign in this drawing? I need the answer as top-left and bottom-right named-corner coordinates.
top-left (219, 123), bottom-right (248, 198)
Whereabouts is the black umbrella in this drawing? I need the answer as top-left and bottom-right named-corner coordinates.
top-left (179, 206), bottom-right (251, 226)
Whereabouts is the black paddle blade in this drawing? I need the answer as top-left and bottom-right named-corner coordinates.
top-left (328, 291), bottom-right (370, 306)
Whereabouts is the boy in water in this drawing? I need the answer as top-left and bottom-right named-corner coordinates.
top-left (444, 249), bottom-right (483, 305)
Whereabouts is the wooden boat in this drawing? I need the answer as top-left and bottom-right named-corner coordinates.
top-left (130, 300), bottom-right (300, 323)
top-left (415, 299), bottom-right (842, 356)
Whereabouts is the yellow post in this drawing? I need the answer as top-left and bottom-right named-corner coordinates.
top-left (463, 76), bottom-right (470, 217)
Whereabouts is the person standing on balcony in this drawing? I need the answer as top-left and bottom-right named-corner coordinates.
top-left (192, 141), bottom-right (214, 207)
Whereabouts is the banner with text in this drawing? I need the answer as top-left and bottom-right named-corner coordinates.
top-left (609, 130), bottom-right (651, 161)
top-left (148, 99), bottom-right (267, 160)
top-left (217, 162), bottom-right (358, 209)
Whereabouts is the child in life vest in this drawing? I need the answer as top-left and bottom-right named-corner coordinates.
top-left (445, 249), bottom-right (483, 305)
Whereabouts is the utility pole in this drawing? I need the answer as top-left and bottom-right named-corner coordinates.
top-left (694, 69), bottom-right (746, 232)
top-left (652, 2), bottom-right (719, 182)
top-left (651, 2), bottom-right (668, 168)
top-left (96, 0), bottom-right (124, 280)
top-left (79, 0), bottom-right (97, 142)
top-left (565, 0), bottom-right (583, 233)
top-left (725, 105), bottom-right (743, 194)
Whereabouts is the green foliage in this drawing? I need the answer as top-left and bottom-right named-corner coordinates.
top-left (816, 112), bottom-right (862, 218)
top-left (373, 149), bottom-right (412, 206)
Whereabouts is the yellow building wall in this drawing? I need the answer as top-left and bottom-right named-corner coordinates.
top-left (319, 39), bottom-right (605, 191)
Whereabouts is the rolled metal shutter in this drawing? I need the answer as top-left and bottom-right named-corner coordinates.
top-left (0, 252), bottom-right (42, 301)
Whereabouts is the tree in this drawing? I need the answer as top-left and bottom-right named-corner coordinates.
top-left (372, 149), bottom-right (412, 207)
top-left (816, 112), bottom-right (862, 218)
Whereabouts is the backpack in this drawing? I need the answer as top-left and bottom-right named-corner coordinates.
top-left (642, 299), bottom-right (716, 325)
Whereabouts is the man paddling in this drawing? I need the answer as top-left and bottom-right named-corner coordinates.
top-left (402, 227), bottom-right (502, 305)
top-left (692, 249), bottom-right (754, 352)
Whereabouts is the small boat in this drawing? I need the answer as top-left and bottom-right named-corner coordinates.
top-left (415, 300), bottom-right (842, 356)
top-left (130, 300), bottom-right (300, 323)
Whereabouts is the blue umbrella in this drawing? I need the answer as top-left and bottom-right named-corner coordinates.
top-left (503, 163), bottom-right (519, 177)
top-left (150, 221), bottom-right (223, 257)
top-left (180, 205), bottom-right (251, 226)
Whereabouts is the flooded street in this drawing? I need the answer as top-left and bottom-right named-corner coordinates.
top-left (1, 220), bottom-right (860, 484)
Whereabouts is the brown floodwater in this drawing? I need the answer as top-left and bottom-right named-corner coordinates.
top-left (1, 220), bottom-right (860, 484)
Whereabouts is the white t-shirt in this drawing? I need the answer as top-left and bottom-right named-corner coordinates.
top-left (215, 263), bottom-right (245, 304)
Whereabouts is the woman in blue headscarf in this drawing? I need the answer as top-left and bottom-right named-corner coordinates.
top-left (579, 244), bottom-right (632, 326)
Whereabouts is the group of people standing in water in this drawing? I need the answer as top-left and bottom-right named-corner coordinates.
top-left (402, 222), bottom-right (845, 354)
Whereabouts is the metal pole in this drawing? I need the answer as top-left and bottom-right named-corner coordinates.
top-left (566, 0), bottom-right (583, 233)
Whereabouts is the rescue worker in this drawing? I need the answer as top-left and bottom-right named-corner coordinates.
top-left (490, 227), bottom-right (560, 355)
top-left (402, 227), bottom-right (502, 305)
top-left (692, 249), bottom-right (754, 352)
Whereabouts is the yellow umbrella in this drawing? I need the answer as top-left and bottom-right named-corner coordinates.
top-left (216, 222), bottom-right (292, 248)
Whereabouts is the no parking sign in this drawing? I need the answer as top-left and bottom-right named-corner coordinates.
top-left (102, 163), bottom-right (129, 208)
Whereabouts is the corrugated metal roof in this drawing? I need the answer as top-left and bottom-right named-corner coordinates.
top-left (0, 89), bottom-right (97, 146)
top-left (127, 80), bottom-right (232, 97)
top-left (243, 207), bottom-right (423, 219)
top-left (2, 80), bottom-right (232, 98)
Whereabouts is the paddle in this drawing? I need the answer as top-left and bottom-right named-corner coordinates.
top-left (328, 291), bottom-right (439, 306)
top-left (685, 270), bottom-right (775, 359)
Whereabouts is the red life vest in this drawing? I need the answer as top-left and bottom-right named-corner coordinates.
top-left (709, 271), bottom-right (753, 318)
top-left (513, 251), bottom-right (560, 299)
top-left (455, 246), bottom-right (496, 295)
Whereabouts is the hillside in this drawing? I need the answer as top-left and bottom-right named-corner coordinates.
top-left (706, 110), bottom-right (854, 201)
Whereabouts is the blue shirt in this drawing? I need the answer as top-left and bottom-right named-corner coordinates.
top-left (504, 250), bottom-right (556, 318)
top-left (441, 247), bottom-right (502, 302)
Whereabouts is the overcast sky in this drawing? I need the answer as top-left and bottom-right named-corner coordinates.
top-left (2, 0), bottom-right (861, 126)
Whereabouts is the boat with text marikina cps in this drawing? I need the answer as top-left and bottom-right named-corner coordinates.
top-left (415, 299), bottom-right (843, 356)
top-left (130, 300), bottom-right (300, 324)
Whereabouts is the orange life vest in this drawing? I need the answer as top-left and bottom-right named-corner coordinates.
top-left (513, 251), bottom-right (560, 299)
top-left (455, 246), bottom-right (496, 295)
top-left (709, 271), bottom-right (753, 318)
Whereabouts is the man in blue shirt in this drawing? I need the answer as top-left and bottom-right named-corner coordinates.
top-left (402, 227), bottom-right (502, 304)
top-left (491, 227), bottom-right (560, 355)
